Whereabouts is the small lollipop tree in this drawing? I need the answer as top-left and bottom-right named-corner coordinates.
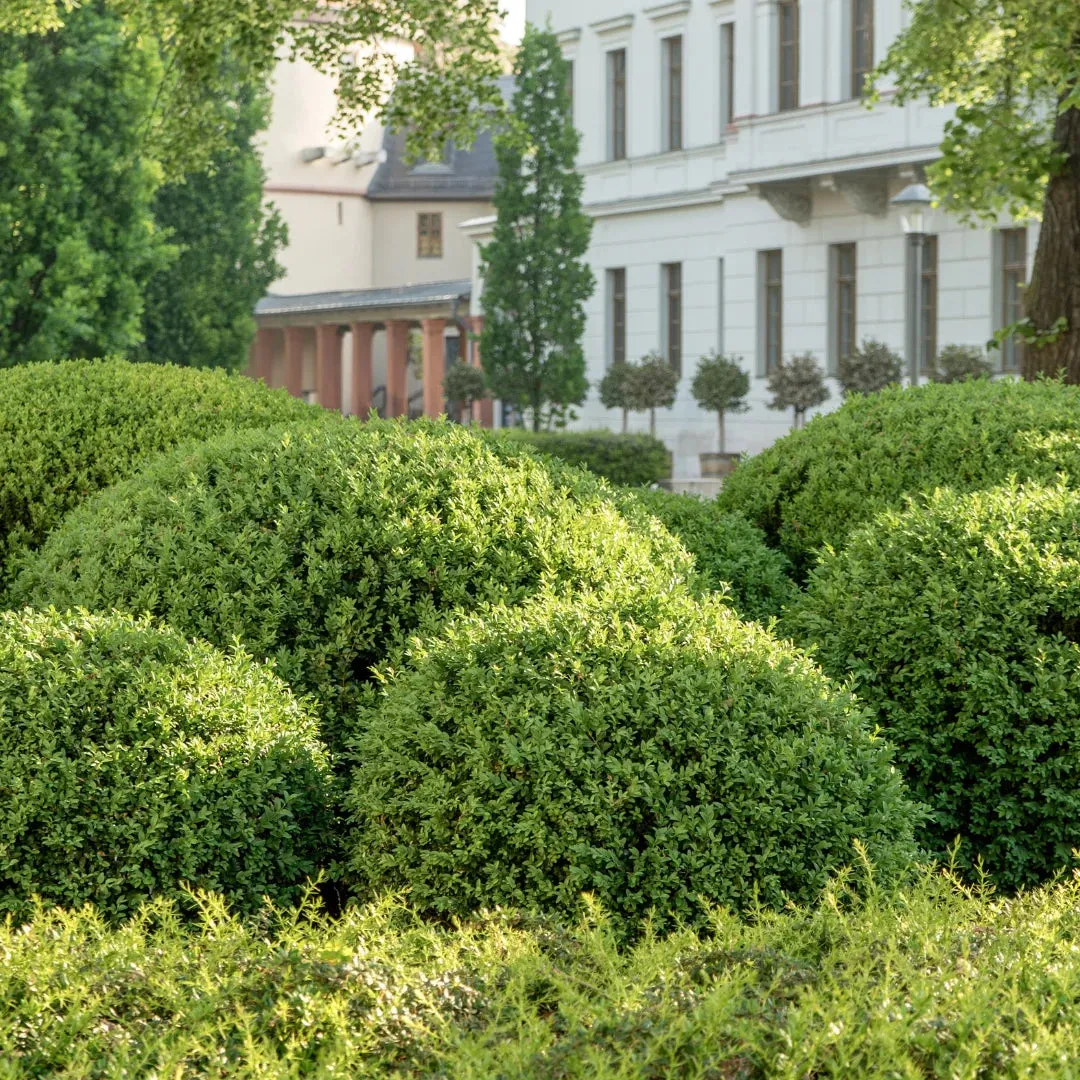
top-left (626, 352), bottom-right (679, 437)
top-left (931, 344), bottom-right (994, 384)
top-left (837, 339), bottom-right (903, 398)
top-left (442, 363), bottom-right (487, 423)
top-left (598, 360), bottom-right (634, 433)
top-left (691, 352), bottom-right (750, 453)
top-left (766, 352), bottom-right (830, 430)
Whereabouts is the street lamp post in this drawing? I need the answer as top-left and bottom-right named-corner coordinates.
top-left (891, 183), bottom-right (934, 385)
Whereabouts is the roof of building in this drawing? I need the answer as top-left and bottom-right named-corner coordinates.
top-left (255, 279), bottom-right (472, 318)
top-left (365, 75), bottom-right (513, 202)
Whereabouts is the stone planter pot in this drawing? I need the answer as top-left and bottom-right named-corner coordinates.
top-left (699, 451), bottom-right (741, 479)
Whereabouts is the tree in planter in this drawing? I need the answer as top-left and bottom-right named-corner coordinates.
top-left (875, 0), bottom-right (1080, 381)
top-left (930, 344), bottom-right (994, 384)
top-left (766, 353), bottom-right (830, 430)
top-left (691, 352), bottom-right (750, 453)
top-left (626, 352), bottom-right (679, 437)
top-left (837, 338), bottom-right (904, 397)
top-left (598, 361), bottom-right (634, 433)
top-left (480, 24), bottom-right (594, 433)
top-left (442, 362), bottom-right (487, 423)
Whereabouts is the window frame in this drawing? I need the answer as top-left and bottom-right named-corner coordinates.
top-left (608, 48), bottom-right (628, 161)
top-left (662, 35), bottom-right (683, 152)
top-left (850, 0), bottom-right (873, 98)
top-left (763, 249), bottom-right (783, 374)
top-left (1001, 227), bottom-right (1027, 372)
top-left (417, 212), bottom-right (443, 259)
top-left (662, 262), bottom-right (683, 375)
top-left (720, 22), bottom-right (736, 133)
top-left (778, 0), bottom-right (799, 112)
top-left (832, 242), bottom-right (857, 369)
top-left (608, 268), bottom-right (627, 369)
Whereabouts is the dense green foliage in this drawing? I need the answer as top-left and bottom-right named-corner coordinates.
top-left (480, 25), bottom-right (594, 431)
top-left (930, 344), bottom-right (994, 383)
top-left (690, 351), bottom-right (749, 452)
top-left (346, 591), bottom-right (919, 929)
top-left (837, 338), bottom-right (903, 397)
top-left (0, 359), bottom-right (321, 579)
top-left (491, 428), bottom-right (671, 486)
top-left (11, 420), bottom-right (691, 754)
top-left (624, 488), bottom-right (796, 623)
top-left (0, 4), bottom-right (169, 365)
top-left (786, 481), bottom-right (1080, 888)
top-left (718, 377), bottom-right (1080, 576)
top-left (765, 352), bottom-right (830, 429)
top-left (626, 352), bottom-right (680, 437)
top-left (0, 609), bottom-right (332, 920)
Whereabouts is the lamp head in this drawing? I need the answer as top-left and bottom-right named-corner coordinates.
top-left (891, 182), bottom-right (933, 235)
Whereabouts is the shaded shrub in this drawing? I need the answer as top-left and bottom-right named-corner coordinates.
top-left (718, 377), bottom-right (1080, 576)
top-left (930, 344), bottom-right (993, 383)
top-left (837, 338), bottom-right (903, 397)
top-left (0, 358), bottom-right (324, 580)
top-left (346, 591), bottom-right (920, 930)
top-left (490, 428), bottom-right (671, 486)
top-left (0, 609), bottom-right (332, 920)
top-left (11, 420), bottom-right (691, 754)
top-left (785, 481), bottom-right (1080, 889)
top-left (622, 488), bottom-right (796, 622)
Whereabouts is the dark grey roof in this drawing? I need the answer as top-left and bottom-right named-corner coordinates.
top-left (256, 279), bottom-right (471, 317)
top-left (366, 75), bottom-right (513, 201)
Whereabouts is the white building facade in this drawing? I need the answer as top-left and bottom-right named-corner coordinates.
top-left (493, 0), bottom-right (1035, 474)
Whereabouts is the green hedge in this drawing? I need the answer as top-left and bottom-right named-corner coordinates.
top-left (10, 420), bottom-right (692, 755)
top-left (346, 590), bottom-right (919, 930)
top-left (0, 609), bottom-right (332, 920)
top-left (785, 482), bottom-right (1080, 889)
top-left (622, 488), bottom-right (797, 622)
top-left (718, 378), bottom-right (1080, 576)
top-left (8, 869), bottom-right (1080, 1077)
top-left (490, 428), bottom-right (671, 486)
top-left (0, 359), bottom-right (324, 580)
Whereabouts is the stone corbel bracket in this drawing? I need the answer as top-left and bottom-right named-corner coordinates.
top-left (833, 169), bottom-right (891, 216)
top-left (756, 178), bottom-right (813, 226)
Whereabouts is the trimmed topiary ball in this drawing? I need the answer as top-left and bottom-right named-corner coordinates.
top-left (622, 488), bottom-right (797, 623)
top-left (0, 359), bottom-right (325, 580)
top-left (10, 420), bottom-right (692, 754)
top-left (0, 608), bottom-right (333, 920)
top-left (785, 481), bottom-right (1080, 889)
top-left (718, 378), bottom-right (1080, 577)
top-left (345, 591), bottom-right (921, 930)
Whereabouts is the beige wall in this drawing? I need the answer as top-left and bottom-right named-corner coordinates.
top-left (370, 201), bottom-right (492, 288)
top-left (270, 191), bottom-right (374, 294)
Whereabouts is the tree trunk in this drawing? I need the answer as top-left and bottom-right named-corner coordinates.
top-left (1023, 96), bottom-right (1080, 381)
top-left (718, 411), bottom-right (726, 454)
top-left (621, 408), bottom-right (628, 434)
top-left (649, 407), bottom-right (656, 437)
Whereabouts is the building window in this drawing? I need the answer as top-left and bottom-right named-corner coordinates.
top-left (663, 263), bottom-right (683, 374)
top-left (917, 234), bottom-right (938, 371)
top-left (608, 49), bottom-right (627, 161)
top-left (832, 243), bottom-right (857, 369)
top-left (1001, 227), bottom-right (1027, 371)
top-left (762, 249), bottom-right (783, 373)
top-left (778, 0), bottom-right (799, 111)
top-left (608, 268), bottom-right (627, 368)
top-left (851, 0), bottom-right (873, 97)
top-left (720, 23), bottom-right (735, 132)
top-left (662, 35), bottom-right (683, 152)
top-left (417, 212), bottom-right (443, 258)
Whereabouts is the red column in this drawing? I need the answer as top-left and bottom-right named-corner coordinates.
top-left (385, 320), bottom-right (410, 418)
top-left (350, 322), bottom-right (374, 418)
top-left (284, 327), bottom-right (305, 400)
top-left (421, 318), bottom-right (447, 419)
top-left (249, 328), bottom-right (274, 383)
top-left (469, 316), bottom-right (494, 428)
top-left (315, 324), bottom-right (343, 412)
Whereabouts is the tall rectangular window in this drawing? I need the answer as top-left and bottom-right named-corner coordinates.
top-left (608, 49), bottom-right (627, 161)
top-left (778, 0), bottom-right (799, 111)
top-left (417, 212), bottom-right (443, 258)
top-left (851, 0), bottom-right (873, 98)
top-left (608, 268), bottom-right (627, 368)
top-left (918, 235), bottom-right (938, 371)
top-left (1001, 227), bottom-right (1027, 372)
top-left (721, 23), bottom-right (735, 131)
top-left (663, 36), bottom-right (683, 151)
top-left (832, 243), bottom-right (857, 367)
top-left (763, 249), bottom-right (783, 373)
top-left (663, 263), bottom-right (683, 374)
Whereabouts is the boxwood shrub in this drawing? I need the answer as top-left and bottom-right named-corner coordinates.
top-left (0, 608), bottom-right (333, 920)
top-left (0, 358), bottom-right (325, 580)
top-left (622, 488), bottom-right (797, 622)
top-left (10, 420), bottom-right (692, 754)
top-left (718, 377), bottom-right (1080, 576)
top-left (490, 429), bottom-right (671, 486)
top-left (346, 590), bottom-right (920, 929)
top-left (785, 481), bottom-right (1080, 889)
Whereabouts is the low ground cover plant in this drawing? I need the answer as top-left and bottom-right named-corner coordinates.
top-left (719, 377), bottom-right (1080, 576)
top-left (622, 487), bottom-right (796, 623)
top-left (346, 590), bottom-right (919, 930)
top-left (785, 481), bottom-right (1080, 888)
top-left (0, 608), bottom-right (332, 921)
top-left (490, 427), bottom-right (671, 486)
top-left (0, 358), bottom-right (324, 581)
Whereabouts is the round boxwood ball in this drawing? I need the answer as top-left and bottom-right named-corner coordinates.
top-left (0, 609), bottom-right (333, 920)
top-left (10, 420), bottom-right (692, 755)
top-left (784, 481), bottom-right (1080, 888)
top-left (718, 378), bottom-right (1080, 577)
top-left (0, 358), bottom-right (326, 581)
top-left (345, 591), bottom-right (920, 930)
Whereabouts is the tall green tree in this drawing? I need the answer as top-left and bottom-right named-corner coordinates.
top-left (480, 23), bottom-right (594, 432)
top-left (136, 78), bottom-right (286, 371)
top-left (877, 0), bottom-right (1080, 380)
top-left (0, 2), bottom-right (170, 365)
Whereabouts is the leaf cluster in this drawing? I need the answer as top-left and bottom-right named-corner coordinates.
top-left (837, 338), bottom-right (904, 397)
top-left (625, 351), bottom-right (680, 411)
top-left (930, 344), bottom-right (994, 384)
top-left (490, 428), bottom-right (672, 486)
top-left (442, 361), bottom-right (487, 408)
top-left (765, 353), bottom-right (830, 416)
top-left (690, 352), bottom-right (750, 416)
